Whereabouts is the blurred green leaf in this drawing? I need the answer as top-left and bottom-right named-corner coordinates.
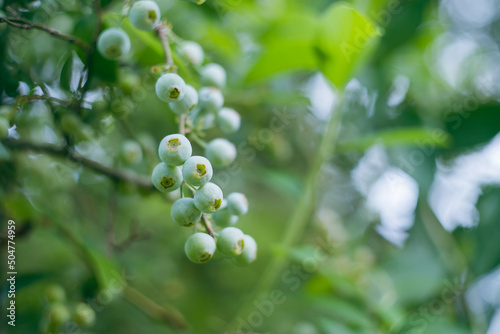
top-left (60, 52), bottom-right (74, 92)
top-left (316, 3), bottom-right (382, 88)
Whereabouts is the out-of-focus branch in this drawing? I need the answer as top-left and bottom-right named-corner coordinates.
top-left (0, 16), bottom-right (90, 50)
top-left (2, 138), bottom-right (155, 190)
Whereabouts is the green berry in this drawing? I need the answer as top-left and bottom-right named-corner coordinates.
top-left (182, 156), bottom-right (213, 187)
top-left (151, 162), bottom-right (182, 193)
top-left (45, 284), bottom-right (66, 303)
top-left (200, 63), bottom-right (226, 89)
top-left (129, 0), bottom-right (161, 31)
top-left (121, 140), bottom-right (143, 165)
top-left (205, 138), bottom-right (236, 167)
top-left (217, 227), bottom-right (244, 257)
top-left (0, 117), bottom-right (10, 139)
top-left (74, 303), bottom-right (95, 327)
top-left (198, 87), bottom-right (224, 113)
top-left (97, 28), bottom-right (131, 60)
top-left (217, 107), bottom-right (240, 134)
top-left (227, 192), bottom-right (248, 216)
top-left (171, 198), bottom-right (202, 227)
top-left (194, 182), bottom-right (223, 213)
top-left (47, 303), bottom-right (71, 326)
top-left (158, 134), bottom-right (192, 166)
top-left (185, 232), bottom-right (216, 263)
top-left (234, 234), bottom-right (257, 265)
top-left (156, 73), bottom-right (186, 102)
top-left (169, 85), bottom-right (198, 115)
top-left (212, 208), bottom-right (238, 227)
top-left (178, 41), bottom-right (204, 65)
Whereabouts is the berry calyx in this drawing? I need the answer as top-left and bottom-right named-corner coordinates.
top-left (151, 162), bottom-right (183, 193)
top-left (185, 232), bottom-right (216, 263)
top-left (182, 156), bottom-right (213, 187)
top-left (129, 0), bottom-right (161, 31)
top-left (194, 182), bottom-right (223, 213)
top-left (158, 134), bottom-right (192, 166)
top-left (169, 84), bottom-right (198, 115)
top-left (217, 227), bottom-right (245, 257)
top-left (234, 235), bottom-right (257, 265)
top-left (156, 73), bottom-right (186, 102)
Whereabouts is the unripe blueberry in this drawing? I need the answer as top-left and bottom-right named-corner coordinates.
top-left (182, 156), bottom-right (213, 187)
top-left (227, 192), bottom-right (248, 216)
top-left (178, 41), bottom-right (204, 65)
top-left (151, 162), bottom-right (182, 193)
top-left (169, 85), bottom-right (198, 115)
top-left (129, 0), bottom-right (161, 31)
top-left (217, 107), bottom-right (240, 134)
top-left (158, 134), bottom-right (192, 166)
top-left (198, 87), bottom-right (224, 113)
top-left (194, 182), bottom-right (223, 213)
top-left (212, 208), bottom-right (238, 227)
top-left (45, 284), bottom-right (66, 303)
top-left (156, 73), bottom-right (186, 102)
top-left (205, 138), bottom-right (236, 167)
top-left (74, 303), bottom-right (95, 327)
top-left (121, 140), bottom-right (143, 165)
top-left (217, 227), bottom-right (244, 257)
top-left (0, 117), bottom-right (10, 139)
top-left (234, 234), bottom-right (257, 265)
top-left (185, 232), bottom-right (216, 263)
top-left (97, 28), bottom-right (131, 60)
top-left (200, 63), bottom-right (226, 89)
top-left (171, 198), bottom-right (202, 227)
top-left (47, 303), bottom-right (71, 326)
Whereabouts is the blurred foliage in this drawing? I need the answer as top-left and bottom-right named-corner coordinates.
top-left (1, 0), bottom-right (500, 333)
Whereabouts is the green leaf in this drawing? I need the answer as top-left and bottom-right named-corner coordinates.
top-left (60, 52), bottom-right (74, 92)
top-left (316, 2), bottom-right (382, 87)
top-left (246, 12), bottom-right (319, 82)
top-left (311, 296), bottom-right (375, 329)
top-left (338, 127), bottom-right (452, 152)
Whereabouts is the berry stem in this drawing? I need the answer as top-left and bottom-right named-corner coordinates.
top-left (188, 132), bottom-right (207, 148)
top-left (201, 214), bottom-right (215, 238)
top-left (0, 12), bottom-right (90, 50)
top-left (179, 114), bottom-right (187, 135)
top-left (155, 22), bottom-right (175, 71)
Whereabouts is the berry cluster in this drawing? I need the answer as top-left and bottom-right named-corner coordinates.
top-left (95, 1), bottom-right (257, 265)
top-left (41, 285), bottom-right (95, 333)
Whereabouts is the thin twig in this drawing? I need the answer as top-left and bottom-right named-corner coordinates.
top-left (201, 214), bottom-right (215, 238)
top-left (155, 23), bottom-right (175, 71)
top-left (2, 138), bottom-right (155, 190)
top-left (0, 16), bottom-right (90, 50)
top-left (18, 94), bottom-right (74, 107)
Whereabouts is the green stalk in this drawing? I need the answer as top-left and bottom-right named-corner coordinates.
top-left (226, 91), bottom-right (345, 330)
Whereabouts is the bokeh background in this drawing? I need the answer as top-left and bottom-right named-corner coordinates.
top-left (1, 0), bottom-right (500, 333)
